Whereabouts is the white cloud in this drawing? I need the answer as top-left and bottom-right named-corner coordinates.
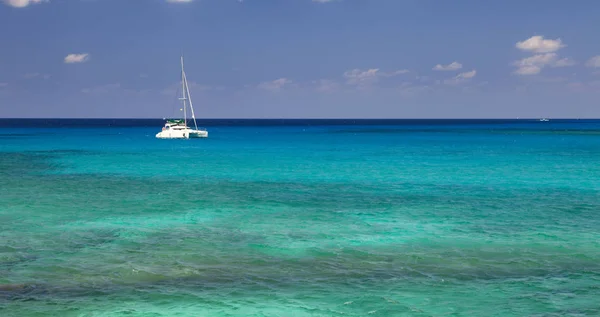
top-left (512, 35), bottom-right (576, 76)
top-left (515, 65), bottom-right (541, 75)
top-left (444, 70), bottom-right (476, 85)
top-left (515, 53), bottom-right (557, 67)
top-left (516, 35), bottom-right (565, 53)
top-left (512, 53), bottom-right (575, 75)
top-left (457, 70), bottom-right (476, 79)
top-left (258, 78), bottom-right (292, 91)
top-left (343, 68), bottom-right (380, 86)
top-left (3, 0), bottom-right (47, 8)
top-left (586, 56), bottom-right (600, 68)
top-left (433, 61), bottom-right (463, 71)
top-left (64, 53), bottom-right (90, 64)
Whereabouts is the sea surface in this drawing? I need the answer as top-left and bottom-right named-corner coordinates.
top-left (1, 119), bottom-right (599, 316)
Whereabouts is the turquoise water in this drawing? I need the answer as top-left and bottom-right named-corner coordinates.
top-left (1, 121), bottom-right (599, 316)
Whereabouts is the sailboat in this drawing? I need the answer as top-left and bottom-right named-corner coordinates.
top-left (156, 57), bottom-right (208, 139)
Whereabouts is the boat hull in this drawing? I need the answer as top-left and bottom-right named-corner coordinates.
top-left (155, 129), bottom-right (208, 139)
top-left (188, 131), bottom-right (208, 138)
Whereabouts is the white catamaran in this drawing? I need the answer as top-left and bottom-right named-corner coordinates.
top-left (156, 57), bottom-right (208, 139)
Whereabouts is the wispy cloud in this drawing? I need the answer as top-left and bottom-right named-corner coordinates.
top-left (568, 80), bottom-right (600, 92)
top-left (433, 61), bottom-right (462, 71)
top-left (161, 81), bottom-right (223, 95)
top-left (342, 67), bottom-right (410, 89)
top-left (586, 56), bottom-right (600, 68)
top-left (513, 53), bottom-right (575, 75)
top-left (397, 82), bottom-right (433, 95)
top-left (343, 68), bottom-right (380, 86)
top-left (458, 70), bottom-right (477, 79)
top-left (166, 0), bottom-right (193, 3)
top-left (258, 78), bottom-right (292, 91)
top-left (0, 83), bottom-right (8, 87)
top-left (187, 81), bottom-right (224, 92)
top-left (524, 76), bottom-right (570, 83)
top-left (82, 83), bottom-right (150, 96)
top-left (513, 53), bottom-right (557, 75)
top-left (312, 79), bottom-right (340, 93)
top-left (3, 0), bottom-right (47, 8)
top-left (552, 58), bottom-right (577, 67)
top-left (23, 73), bottom-right (51, 79)
top-left (444, 70), bottom-right (476, 85)
top-left (382, 69), bottom-right (410, 77)
top-left (64, 53), bottom-right (90, 64)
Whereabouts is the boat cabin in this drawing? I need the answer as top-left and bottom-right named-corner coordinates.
top-left (162, 120), bottom-right (188, 131)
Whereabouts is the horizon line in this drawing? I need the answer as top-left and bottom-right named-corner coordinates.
top-left (0, 118), bottom-right (592, 120)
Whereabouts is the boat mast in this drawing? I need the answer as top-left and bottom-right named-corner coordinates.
top-left (183, 70), bottom-right (199, 130)
top-left (181, 56), bottom-right (187, 127)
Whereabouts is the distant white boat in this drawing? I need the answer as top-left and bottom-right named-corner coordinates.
top-left (156, 57), bottom-right (208, 139)
top-left (539, 118), bottom-right (550, 122)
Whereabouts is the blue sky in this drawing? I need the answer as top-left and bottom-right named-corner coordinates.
top-left (1, 0), bottom-right (600, 118)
